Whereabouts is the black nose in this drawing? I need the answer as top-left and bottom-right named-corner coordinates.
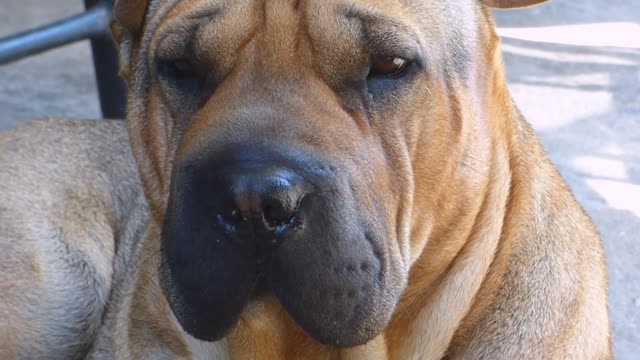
top-left (225, 167), bottom-right (307, 229)
top-left (161, 145), bottom-right (336, 342)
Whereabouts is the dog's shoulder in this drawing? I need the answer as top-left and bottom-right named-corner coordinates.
top-left (449, 117), bottom-right (611, 359)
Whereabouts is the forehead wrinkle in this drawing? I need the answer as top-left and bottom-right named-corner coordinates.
top-left (144, 0), bottom-right (179, 47)
top-left (149, 0), bottom-right (233, 52)
top-left (236, 0), bottom-right (309, 80)
top-left (194, 7), bottom-right (261, 73)
top-left (338, 3), bottom-right (424, 56)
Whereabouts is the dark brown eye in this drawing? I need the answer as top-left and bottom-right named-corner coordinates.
top-left (169, 59), bottom-right (197, 78)
top-left (369, 56), bottom-right (408, 78)
top-left (159, 58), bottom-right (203, 94)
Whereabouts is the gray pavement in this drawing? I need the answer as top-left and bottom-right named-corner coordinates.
top-left (1, 0), bottom-right (638, 358)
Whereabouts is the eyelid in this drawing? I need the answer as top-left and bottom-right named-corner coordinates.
top-left (369, 54), bottom-right (423, 77)
top-left (152, 26), bottom-right (199, 71)
top-left (367, 40), bottom-right (424, 66)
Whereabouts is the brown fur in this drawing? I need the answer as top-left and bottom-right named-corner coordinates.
top-left (0, 0), bottom-right (610, 359)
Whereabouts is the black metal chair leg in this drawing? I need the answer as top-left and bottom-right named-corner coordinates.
top-left (84, 0), bottom-right (126, 119)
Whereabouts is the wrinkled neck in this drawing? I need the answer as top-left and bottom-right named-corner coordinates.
top-left (384, 32), bottom-right (518, 359)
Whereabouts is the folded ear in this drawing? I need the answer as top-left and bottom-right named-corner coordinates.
top-left (111, 0), bottom-right (149, 41)
top-left (482, 0), bottom-right (549, 8)
top-left (110, 0), bottom-right (149, 80)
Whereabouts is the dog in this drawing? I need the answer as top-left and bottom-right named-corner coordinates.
top-left (0, 0), bottom-right (611, 358)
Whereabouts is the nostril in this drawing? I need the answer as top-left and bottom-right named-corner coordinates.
top-left (226, 168), bottom-right (309, 231)
top-left (263, 203), bottom-right (287, 225)
top-left (262, 198), bottom-right (299, 229)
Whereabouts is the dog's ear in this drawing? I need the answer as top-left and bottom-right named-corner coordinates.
top-left (482, 0), bottom-right (549, 8)
top-left (110, 0), bottom-right (149, 80)
top-left (111, 0), bottom-right (148, 42)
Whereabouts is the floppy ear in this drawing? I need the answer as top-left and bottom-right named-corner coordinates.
top-left (111, 0), bottom-right (149, 42)
top-left (482, 0), bottom-right (549, 8)
top-left (110, 0), bottom-right (149, 80)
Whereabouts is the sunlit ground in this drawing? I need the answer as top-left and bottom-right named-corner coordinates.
top-left (498, 22), bottom-right (640, 49)
top-left (497, 22), bottom-right (640, 219)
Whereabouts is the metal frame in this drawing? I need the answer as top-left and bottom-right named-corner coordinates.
top-left (0, 0), bottom-right (126, 119)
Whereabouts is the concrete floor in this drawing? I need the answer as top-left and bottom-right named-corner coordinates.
top-left (1, 0), bottom-right (638, 358)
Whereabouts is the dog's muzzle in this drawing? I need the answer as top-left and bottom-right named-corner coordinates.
top-left (160, 143), bottom-right (395, 346)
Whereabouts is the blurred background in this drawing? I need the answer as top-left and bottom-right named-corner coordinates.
top-left (1, 0), bottom-right (638, 358)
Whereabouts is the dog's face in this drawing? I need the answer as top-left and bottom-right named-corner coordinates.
top-left (113, 0), bottom-right (544, 348)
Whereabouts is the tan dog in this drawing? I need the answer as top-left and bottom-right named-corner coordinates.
top-left (0, 0), bottom-right (611, 359)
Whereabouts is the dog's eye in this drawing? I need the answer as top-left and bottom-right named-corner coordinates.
top-left (364, 55), bottom-right (418, 98)
top-left (159, 58), bottom-right (203, 95)
top-left (164, 59), bottom-right (198, 78)
top-left (368, 56), bottom-right (409, 79)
